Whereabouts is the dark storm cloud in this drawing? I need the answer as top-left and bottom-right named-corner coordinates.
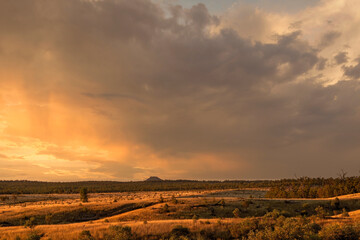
top-left (343, 58), bottom-right (360, 80)
top-left (89, 161), bottom-right (143, 179)
top-left (334, 51), bottom-right (348, 65)
top-left (1, 0), bottom-right (360, 179)
top-left (82, 92), bottom-right (144, 103)
top-left (316, 58), bottom-right (327, 70)
top-left (318, 30), bottom-right (341, 49)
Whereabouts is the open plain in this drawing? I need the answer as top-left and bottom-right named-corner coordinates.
top-left (1, 188), bottom-right (360, 239)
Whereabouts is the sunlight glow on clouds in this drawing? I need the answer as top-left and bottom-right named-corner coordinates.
top-left (1, 0), bottom-right (360, 180)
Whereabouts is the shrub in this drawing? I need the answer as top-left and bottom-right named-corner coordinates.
top-left (197, 230), bottom-right (213, 240)
top-left (302, 203), bottom-right (309, 209)
top-left (333, 210), bottom-right (341, 215)
top-left (78, 230), bottom-right (95, 240)
top-left (24, 217), bottom-right (36, 228)
top-left (45, 214), bottom-right (52, 224)
top-left (264, 209), bottom-right (281, 219)
top-left (161, 203), bottom-right (169, 213)
top-left (341, 208), bottom-right (350, 217)
top-left (229, 218), bottom-right (259, 238)
top-left (280, 210), bottom-right (291, 218)
top-left (247, 218), bottom-right (320, 240)
top-left (242, 200), bottom-right (251, 208)
top-left (170, 225), bottom-right (190, 238)
top-left (315, 206), bottom-right (327, 219)
top-left (171, 195), bottom-right (178, 204)
top-left (307, 222), bottom-right (322, 234)
top-left (331, 197), bottom-right (341, 210)
top-left (103, 225), bottom-right (133, 240)
top-left (301, 209), bottom-right (308, 216)
top-left (26, 231), bottom-right (44, 240)
top-left (212, 229), bottom-right (232, 240)
top-left (319, 224), bottom-right (360, 240)
top-left (0, 196), bottom-right (9, 202)
top-left (209, 207), bottom-right (215, 216)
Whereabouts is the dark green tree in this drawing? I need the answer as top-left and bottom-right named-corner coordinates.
top-left (80, 187), bottom-right (88, 203)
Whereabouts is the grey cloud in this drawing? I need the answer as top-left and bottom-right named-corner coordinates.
top-left (184, 3), bottom-right (219, 29)
top-left (220, 4), bottom-right (278, 41)
top-left (334, 51), bottom-right (348, 65)
top-left (318, 31), bottom-right (341, 49)
top-left (1, 0), bottom-right (360, 179)
top-left (316, 57), bottom-right (327, 70)
top-left (343, 58), bottom-right (360, 80)
top-left (83, 92), bottom-right (143, 103)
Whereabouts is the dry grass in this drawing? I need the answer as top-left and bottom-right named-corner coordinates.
top-left (0, 218), bottom-right (245, 240)
top-left (330, 193), bottom-right (360, 200)
top-left (1, 189), bottom-right (360, 239)
top-left (0, 190), bottom-right (225, 225)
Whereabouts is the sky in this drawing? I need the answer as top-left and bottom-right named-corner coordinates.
top-left (1, 0), bottom-right (360, 181)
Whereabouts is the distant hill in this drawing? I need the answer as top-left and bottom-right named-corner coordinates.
top-left (145, 176), bottom-right (163, 182)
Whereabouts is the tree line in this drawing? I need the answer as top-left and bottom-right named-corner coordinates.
top-left (265, 176), bottom-right (360, 198)
top-left (1, 175), bottom-right (359, 197)
top-left (0, 180), bottom-right (272, 194)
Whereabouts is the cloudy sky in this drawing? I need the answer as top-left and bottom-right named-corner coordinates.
top-left (1, 0), bottom-right (360, 181)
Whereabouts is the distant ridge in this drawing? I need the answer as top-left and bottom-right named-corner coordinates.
top-left (145, 176), bottom-right (163, 182)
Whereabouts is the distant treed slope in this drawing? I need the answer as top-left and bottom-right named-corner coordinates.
top-left (265, 177), bottom-right (360, 198)
top-left (0, 180), bottom-right (272, 194)
top-left (0, 177), bottom-right (359, 196)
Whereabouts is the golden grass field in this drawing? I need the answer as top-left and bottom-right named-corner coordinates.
top-left (0, 189), bottom-right (359, 240)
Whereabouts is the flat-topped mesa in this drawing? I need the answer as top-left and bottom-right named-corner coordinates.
top-left (145, 176), bottom-right (163, 182)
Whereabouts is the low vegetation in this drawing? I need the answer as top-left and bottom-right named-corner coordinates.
top-left (1, 176), bottom-right (360, 239)
top-left (10, 217), bottom-right (360, 240)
